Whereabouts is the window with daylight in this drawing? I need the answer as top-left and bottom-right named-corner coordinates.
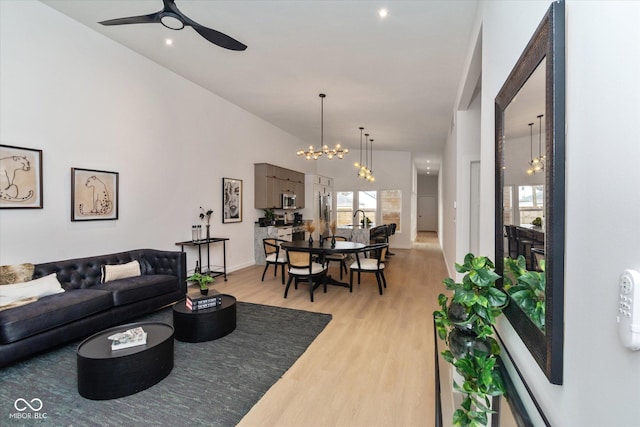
top-left (503, 186), bottom-right (514, 226)
top-left (358, 191), bottom-right (377, 227)
top-left (380, 190), bottom-right (402, 232)
top-left (518, 185), bottom-right (544, 225)
top-left (336, 191), bottom-right (354, 228)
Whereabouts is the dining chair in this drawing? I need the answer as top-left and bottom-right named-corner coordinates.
top-left (284, 250), bottom-right (328, 302)
top-left (349, 243), bottom-right (388, 295)
top-left (531, 247), bottom-right (545, 272)
top-left (261, 238), bottom-right (287, 284)
top-left (515, 227), bottom-right (534, 268)
top-left (325, 236), bottom-right (349, 279)
top-left (505, 225), bottom-right (518, 259)
top-left (387, 223), bottom-right (396, 256)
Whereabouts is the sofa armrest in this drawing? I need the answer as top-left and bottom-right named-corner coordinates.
top-left (142, 249), bottom-right (187, 293)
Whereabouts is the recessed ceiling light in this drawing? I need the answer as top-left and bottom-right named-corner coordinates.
top-left (165, 38), bottom-right (173, 46)
top-left (378, 8), bottom-right (388, 18)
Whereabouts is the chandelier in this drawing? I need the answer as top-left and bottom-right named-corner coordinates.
top-left (297, 94), bottom-right (349, 160)
top-left (354, 128), bottom-right (375, 182)
top-left (526, 114), bottom-right (545, 175)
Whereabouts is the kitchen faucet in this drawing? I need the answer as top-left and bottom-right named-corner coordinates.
top-left (354, 209), bottom-right (366, 227)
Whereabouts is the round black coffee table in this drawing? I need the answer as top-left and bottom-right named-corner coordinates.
top-left (172, 294), bottom-right (237, 342)
top-left (77, 322), bottom-right (174, 400)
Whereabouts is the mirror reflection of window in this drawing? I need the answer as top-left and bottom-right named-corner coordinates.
top-left (503, 186), bottom-right (513, 225)
top-left (518, 185), bottom-right (544, 225)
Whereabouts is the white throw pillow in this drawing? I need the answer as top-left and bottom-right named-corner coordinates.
top-left (102, 260), bottom-right (141, 283)
top-left (0, 273), bottom-right (65, 306)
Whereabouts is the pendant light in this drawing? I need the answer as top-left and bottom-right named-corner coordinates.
top-left (297, 94), bottom-right (348, 160)
top-left (366, 137), bottom-right (375, 182)
top-left (354, 127), bottom-right (365, 172)
top-left (536, 114), bottom-right (545, 169)
top-left (526, 122), bottom-right (535, 175)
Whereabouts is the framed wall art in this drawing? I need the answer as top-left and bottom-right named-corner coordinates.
top-left (0, 144), bottom-right (43, 209)
top-left (71, 168), bottom-right (119, 221)
top-left (222, 177), bottom-right (242, 223)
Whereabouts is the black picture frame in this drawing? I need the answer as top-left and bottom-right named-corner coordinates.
top-left (222, 177), bottom-right (242, 223)
top-left (0, 144), bottom-right (43, 209)
top-left (494, 1), bottom-right (565, 384)
top-left (71, 168), bottom-right (119, 221)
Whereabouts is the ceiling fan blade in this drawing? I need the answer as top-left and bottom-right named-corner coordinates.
top-left (99, 13), bottom-right (161, 26)
top-left (190, 23), bottom-right (247, 51)
top-left (99, 0), bottom-right (247, 51)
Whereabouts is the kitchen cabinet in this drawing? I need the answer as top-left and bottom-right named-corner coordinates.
top-left (254, 163), bottom-right (305, 209)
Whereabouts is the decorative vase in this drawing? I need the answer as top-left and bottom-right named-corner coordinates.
top-left (206, 224), bottom-right (210, 241)
top-left (319, 235), bottom-right (324, 246)
top-left (200, 287), bottom-right (208, 295)
top-left (308, 234), bottom-right (314, 246)
top-left (448, 328), bottom-right (491, 359)
top-left (331, 235), bottom-right (336, 248)
top-left (448, 302), bottom-right (474, 332)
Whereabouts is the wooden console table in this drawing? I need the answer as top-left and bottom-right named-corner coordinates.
top-left (176, 237), bottom-right (229, 281)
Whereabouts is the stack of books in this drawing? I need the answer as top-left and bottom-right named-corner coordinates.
top-left (186, 287), bottom-right (223, 311)
top-left (108, 327), bottom-right (147, 350)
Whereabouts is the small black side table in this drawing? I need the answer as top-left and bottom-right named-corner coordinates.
top-left (77, 322), bottom-right (174, 400)
top-left (172, 295), bottom-right (237, 342)
top-left (176, 237), bottom-right (229, 281)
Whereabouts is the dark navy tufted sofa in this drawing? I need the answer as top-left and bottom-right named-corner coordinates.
top-left (0, 248), bottom-right (186, 368)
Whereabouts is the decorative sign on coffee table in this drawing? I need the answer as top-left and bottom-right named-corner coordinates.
top-left (108, 327), bottom-right (147, 350)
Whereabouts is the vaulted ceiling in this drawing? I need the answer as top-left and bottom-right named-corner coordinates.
top-left (42, 0), bottom-right (480, 175)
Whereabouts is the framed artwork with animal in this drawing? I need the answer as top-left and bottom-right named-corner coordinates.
top-left (71, 168), bottom-right (119, 221)
top-left (0, 144), bottom-right (43, 209)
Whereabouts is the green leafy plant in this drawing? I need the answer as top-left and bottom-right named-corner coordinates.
top-left (187, 272), bottom-right (214, 290)
top-left (263, 208), bottom-right (275, 223)
top-left (443, 349), bottom-right (505, 427)
top-left (531, 217), bottom-right (542, 227)
top-left (433, 253), bottom-right (508, 427)
top-left (503, 255), bottom-right (546, 330)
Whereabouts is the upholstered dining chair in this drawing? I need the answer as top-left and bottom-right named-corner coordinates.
top-left (349, 243), bottom-right (388, 295)
top-left (284, 250), bottom-right (328, 302)
top-left (325, 236), bottom-right (349, 279)
top-left (261, 238), bottom-right (287, 284)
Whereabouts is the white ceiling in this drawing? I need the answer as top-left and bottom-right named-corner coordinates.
top-left (41, 0), bottom-right (480, 175)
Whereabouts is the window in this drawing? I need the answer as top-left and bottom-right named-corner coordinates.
top-left (518, 185), bottom-right (543, 225)
top-left (503, 186), bottom-right (513, 225)
top-left (358, 191), bottom-right (377, 227)
top-left (336, 191), bottom-right (354, 228)
top-left (380, 190), bottom-right (402, 232)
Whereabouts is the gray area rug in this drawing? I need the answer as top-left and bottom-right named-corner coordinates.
top-left (0, 302), bottom-right (331, 426)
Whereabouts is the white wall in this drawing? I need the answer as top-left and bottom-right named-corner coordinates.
top-left (451, 1), bottom-right (640, 425)
top-left (441, 124), bottom-right (458, 274)
top-left (417, 174), bottom-right (438, 196)
top-left (0, 1), bottom-right (315, 273)
top-left (455, 92), bottom-right (481, 264)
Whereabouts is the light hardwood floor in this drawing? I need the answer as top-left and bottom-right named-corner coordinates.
top-left (211, 232), bottom-right (447, 427)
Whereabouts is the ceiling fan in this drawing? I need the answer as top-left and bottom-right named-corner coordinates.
top-left (98, 0), bottom-right (247, 51)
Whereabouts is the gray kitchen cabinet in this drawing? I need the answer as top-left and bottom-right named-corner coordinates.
top-left (254, 163), bottom-right (305, 209)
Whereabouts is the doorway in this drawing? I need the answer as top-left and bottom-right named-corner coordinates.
top-left (418, 195), bottom-right (437, 231)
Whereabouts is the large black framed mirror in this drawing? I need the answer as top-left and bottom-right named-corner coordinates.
top-left (495, 1), bottom-right (565, 385)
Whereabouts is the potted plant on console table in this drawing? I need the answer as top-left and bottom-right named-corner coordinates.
top-left (187, 272), bottom-right (215, 295)
top-left (433, 253), bottom-right (509, 427)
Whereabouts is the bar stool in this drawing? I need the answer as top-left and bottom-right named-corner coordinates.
top-left (515, 227), bottom-right (534, 269)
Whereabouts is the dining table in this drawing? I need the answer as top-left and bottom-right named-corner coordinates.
top-left (280, 240), bottom-right (366, 288)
